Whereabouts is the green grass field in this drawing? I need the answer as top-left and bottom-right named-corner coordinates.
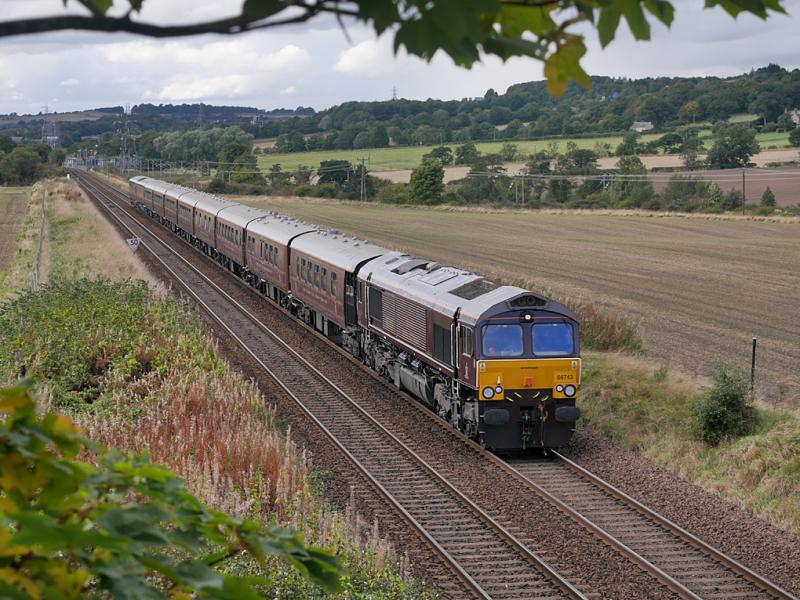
top-left (257, 133), bottom-right (664, 172)
top-left (258, 127), bottom-right (791, 172)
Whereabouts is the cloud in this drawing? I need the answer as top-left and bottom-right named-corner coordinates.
top-left (156, 75), bottom-right (252, 101)
top-left (334, 35), bottom-right (399, 74)
top-left (280, 85), bottom-right (297, 96)
top-left (59, 78), bottom-right (80, 87)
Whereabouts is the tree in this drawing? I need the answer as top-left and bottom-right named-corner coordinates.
top-left (789, 127), bottom-right (800, 147)
top-left (499, 142), bottom-right (519, 161)
top-left (0, 147), bottom-right (43, 185)
top-left (760, 186), bottom-right (776, 207)
top-left (409, 160), bottom-right (445, 204)
top-left (706, 123), bottom-right (760, 169)
top-left (422, 146), bottom-right (454, 165)
top-left (1, 1), bottom-right (785, 95)
top-left (318, 159), bottom-right (352, 185)
top-left (679, 100), bottom-right (701, 123)
top-left (776, 111), bottom-right (795, 131)
top-left (0, 133), bottom-right (14, 154)
top-left (613, 155), bottom-right (653, 208)
top-left (0, 384), bottom-right (341, 599)
top-left (616, 132), bottom-right (640, 156)
top-left (455, 142), bottom-right (480, 165)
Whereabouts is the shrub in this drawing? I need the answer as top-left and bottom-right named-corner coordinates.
top-left (377, 182), bottom-right (410, 204)
top-left (760, 186), bottom-right (776, 207)
top-left (694, 365), bottom-right (756, 445)
top-left (571, 302), bottom-right (643, 353)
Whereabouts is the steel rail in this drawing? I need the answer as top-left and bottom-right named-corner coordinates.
top-left (74, 170), bottom-right (588, 600)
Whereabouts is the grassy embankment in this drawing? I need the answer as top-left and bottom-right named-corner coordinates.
top-left (236, 195), bottom-right (800, 536)
top-left (257, 130), bottom-right (791, 172)
top-left (0, 179), bottom-right (435, 597)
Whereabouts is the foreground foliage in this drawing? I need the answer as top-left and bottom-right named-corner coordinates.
top-left (0, 384), bottom-right (340, 599)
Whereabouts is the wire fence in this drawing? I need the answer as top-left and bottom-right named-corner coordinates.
top-left (28, 187), bottom-right (46, 294)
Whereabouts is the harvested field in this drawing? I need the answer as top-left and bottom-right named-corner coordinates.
top-left (0, 187), bottom-right (29, 271)
top-left (236, 196), bottom-right (800, 408)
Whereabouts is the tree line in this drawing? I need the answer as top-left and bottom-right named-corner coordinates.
top-left (260, 65), bottom-right (800, 153)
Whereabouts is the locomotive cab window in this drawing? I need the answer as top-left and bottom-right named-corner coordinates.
top-left (482, 324), bottom-right (523, 358)
top-left (433, 324), bottom-right (453, 366)
top-left (532, 323), bottom-right (574, 357)
top-left (460, 326), bottom-right (474, 357)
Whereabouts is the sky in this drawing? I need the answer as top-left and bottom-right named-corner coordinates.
top-left (0, 0), bottom-right (798, 115)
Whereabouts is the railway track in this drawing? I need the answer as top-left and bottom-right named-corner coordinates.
top-left (507, 453), bottom-right (797, 600)
top-left (74, 170), bottom-right (589, 600)
top-left (73, 170), bottom-right (798, 600)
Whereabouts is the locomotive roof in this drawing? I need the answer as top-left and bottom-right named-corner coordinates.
top-left (291, 229), bottom-right (388, 271)
top-left (247, 213), bottom-right (317, 245)
top-left (217, 203), bottom-right (268, 229)
top-left (360, 252), bottom-right (573, 324)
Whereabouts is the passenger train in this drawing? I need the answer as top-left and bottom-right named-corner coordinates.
top-left (128, 175), bottom-right (581, 451)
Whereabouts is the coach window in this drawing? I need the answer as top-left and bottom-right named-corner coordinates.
top-left (300, 258), bottom-right (307, 280)
top-left (312, 265), bottom-right (319, 288)
top-left (331, 272), bottom-right (337, 296)
top-left (296, 258), bottom-right (300, 277)
top-left (321, 268), bottom-right (327, 291)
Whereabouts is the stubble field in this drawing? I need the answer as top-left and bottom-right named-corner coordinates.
top-left (0, 188), bottom-right (29, 270)
top-left (236, 196), bottom-right (800, 408)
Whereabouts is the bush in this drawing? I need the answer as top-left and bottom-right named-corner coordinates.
top-left (694, 365), bottom-right (756, 445)
top-left (377, 182), bottom-right (410, 204)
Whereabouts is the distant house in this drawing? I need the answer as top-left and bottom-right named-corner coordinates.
top-left (630, 121), bottom-right (654, 132)
top-left (791, 110), bottom-right (800, 126)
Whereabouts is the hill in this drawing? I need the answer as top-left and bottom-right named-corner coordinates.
top-left (253, 64), bottom-right (800, 153)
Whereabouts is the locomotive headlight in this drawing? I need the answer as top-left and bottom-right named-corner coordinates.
top-left (564, 384), bottom-right (577, 397)
top-left (482, 386), bottom-right (495, 399)
top-left (495, 385), bottom-right (503, 394)
top-left (556, 384), bottom-right (564, 393)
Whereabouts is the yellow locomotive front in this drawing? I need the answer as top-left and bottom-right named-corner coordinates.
top-left (474, 315), bottom-right (581, 451)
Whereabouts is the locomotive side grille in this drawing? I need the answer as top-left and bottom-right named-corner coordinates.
top-left (383, 292), bottom-right (427, 349)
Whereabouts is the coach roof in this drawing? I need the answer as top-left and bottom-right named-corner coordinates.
top-left (217, 204), bottom-right (268, 229)
top-left (247, 214), bottom-right (317, 245)
top-left (291, 229), bottom-right (388, 271)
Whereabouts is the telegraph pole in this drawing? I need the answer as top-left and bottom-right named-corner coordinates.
top-left (741, 169), bottom-right (746, 214)
top-left (358, 157), bottom-right (367, 201)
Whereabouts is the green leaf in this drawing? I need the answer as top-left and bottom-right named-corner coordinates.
top-left (98, 506), bottom-right (171, 546)
top-left (85, 0), bottom-right (113, 15)
top-left (644, 0), bottom-right (675, 26)
top-left (620, 0), bottom-right (651, 39)
top-left (544, 36), bottom-right (590, 96)
top-left (597, 4), bottom-right (622, 47)
top-left (175, 561), bottom-right (223, 591)
top-left (242, 0), bottom-right (283, 19)
top-left (498, 4), bottom-right (553, 37)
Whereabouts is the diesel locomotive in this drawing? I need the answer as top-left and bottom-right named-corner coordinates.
top-left (128, 175), bottom-right (581, 451)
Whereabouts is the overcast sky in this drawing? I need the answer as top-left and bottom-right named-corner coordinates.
top-left (1, 0), bottom-right (798, 115)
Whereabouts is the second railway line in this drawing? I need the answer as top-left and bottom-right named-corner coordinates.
top-left (74, 170), bottom-right (799, 600)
